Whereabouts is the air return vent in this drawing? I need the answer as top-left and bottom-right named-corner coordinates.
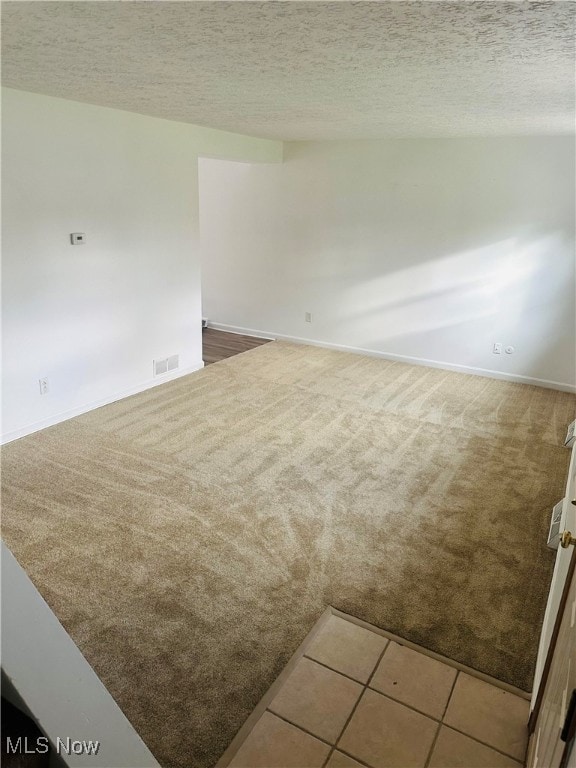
top-left (154, 355), bottom-right (179, 377)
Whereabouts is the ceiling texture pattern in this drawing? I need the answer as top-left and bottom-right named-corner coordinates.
top-left (2, 1), bottom-right (575, 140)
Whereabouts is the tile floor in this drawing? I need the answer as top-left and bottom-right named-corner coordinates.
top-left (225, 614), bottom-right (530, 768)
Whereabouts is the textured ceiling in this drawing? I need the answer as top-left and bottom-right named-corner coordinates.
top-left (2, 1), bottom-right (575, 140)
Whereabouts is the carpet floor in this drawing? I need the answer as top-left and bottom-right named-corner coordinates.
top-left (2, 341), bottom-right (574, 768)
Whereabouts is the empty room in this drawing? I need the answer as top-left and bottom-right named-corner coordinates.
top-left (1, 2), bottom-right (576, 768)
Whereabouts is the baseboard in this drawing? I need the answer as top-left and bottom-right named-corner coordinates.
top-left (207, 322), bottom-right (576, 394)
top-left (0, 362), bottom-right (204, 445)
top-left (207, 323), bottom-right (277, 341)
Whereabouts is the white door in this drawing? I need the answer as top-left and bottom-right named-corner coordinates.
top-left (528, 544), bottom-right (576, 767)
top-left (533, 444), bottom-right (576, 697)
top-left (528, 432), bottom-right (576, 768)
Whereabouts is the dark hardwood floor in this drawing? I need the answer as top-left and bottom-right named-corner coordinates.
top-left (202, 327), bottom-right (272, 365)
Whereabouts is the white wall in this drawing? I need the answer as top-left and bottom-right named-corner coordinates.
top-left (199, 138), bottom-right (576, 390)
top-left (1, 88), bottom-right (281, 441)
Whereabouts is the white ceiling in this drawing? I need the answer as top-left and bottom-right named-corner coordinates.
top-left (2, 1), bottom-right (575, 141)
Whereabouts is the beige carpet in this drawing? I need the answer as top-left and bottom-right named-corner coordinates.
top-left (2, 341), bottom-right (574, 768)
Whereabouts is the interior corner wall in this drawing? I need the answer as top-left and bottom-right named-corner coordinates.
top-left (1, 88), bottom-right (281, 441)
top-left (199, 138), bottom-right (576, 390)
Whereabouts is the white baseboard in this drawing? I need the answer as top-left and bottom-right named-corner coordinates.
top-left (1, 362), bottom-right (204, 445)
top-left (206, 323), bottom-right (276, 341)
top-left (208, 322), bottom-right (576, 394)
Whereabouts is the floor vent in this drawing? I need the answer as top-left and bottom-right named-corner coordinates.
top-left (154, 355), bottom-right (179, 376)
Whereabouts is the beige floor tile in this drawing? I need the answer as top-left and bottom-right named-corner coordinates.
top-left (269, 657), bottom-right (363, 743)
top-left (228, 711), bottom-right (330, 768)
top-left (326, 751), bottom-right (366, 768)
top-left (370, 641), bottom-right (457, 719)
top-left (338, 688), bottom-right (438, 768)
top-left (428, 727), bottom-right (522, 767)
top-left (443, 673), bottom-right (529, 761)
top-left (306, 615), bottom-right (388, 683)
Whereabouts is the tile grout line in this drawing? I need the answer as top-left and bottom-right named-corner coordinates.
top-left (331, 745), bottom-right (378, 768)
top-left (329, 695), bottom-right (371, 766)
top-left (265, 709), bottom-right (334, 749)
top-left (318, 641), bottom-right (390, 768)
top-left (365, 641), bottom-right (392, 688)
top-left (441, 669), bottom-right (460, 720)
top-left (263, 710), bottom-right (485, 768)
top-left (423, 671), bottom-right (460, 768)
top-left (363, 684), bottom-right (445, 725)
top-left (320, 747), bottom-right (335, 767)
top-left (328, 642), bottom-right (391, 766)
top-left (438, 723), bottom-right (525, 764)
top-left (423, 722), bottom-right (443, 768)
top-left (439, 660), bottom-right (525, 763)
top-left (303, 654), bottom-right (370, 686)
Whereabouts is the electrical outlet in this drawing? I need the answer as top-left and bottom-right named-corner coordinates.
top-left (493, 343), bottom-right (502, 354)
top-left (39, 377), bottom-right (49, 395)
top-left (505, 345), bottom-right (515, 355)
top-left (305, 312), bottom-right (312, 323)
